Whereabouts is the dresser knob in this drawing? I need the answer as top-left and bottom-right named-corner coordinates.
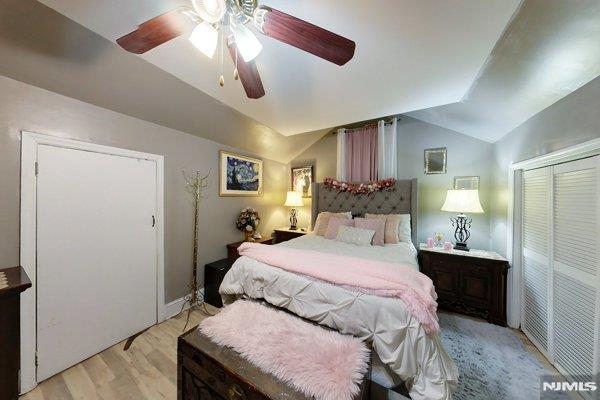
top-left (228, 384), bottom-right (246, 400)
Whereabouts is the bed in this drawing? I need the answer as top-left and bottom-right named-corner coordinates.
top-left (220, 180), bottom-right (459, 400)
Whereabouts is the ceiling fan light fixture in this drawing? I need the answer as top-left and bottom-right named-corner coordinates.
top-left (191, 0), bottom-right (226, 24)
top-left (189, 22), bottom-right (218, 58)
top-left (232, 23), bottom-right (263, 62)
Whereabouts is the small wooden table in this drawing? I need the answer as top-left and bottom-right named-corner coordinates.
top-left (226, 237), bottom-right (273, 264)
top-left (273, 227), bottom-right (309, 244)
top-left (0, 266), bottom-right (32, 399)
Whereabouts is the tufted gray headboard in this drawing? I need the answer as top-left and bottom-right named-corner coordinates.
top-left (311, 179), bottom-right (418, 247)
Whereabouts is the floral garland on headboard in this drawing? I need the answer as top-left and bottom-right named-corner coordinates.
top-left (323, 177), bottom-right (396, 195)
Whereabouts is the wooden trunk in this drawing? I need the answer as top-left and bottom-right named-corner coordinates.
top-left (178, 327), bottom-right (370, 400)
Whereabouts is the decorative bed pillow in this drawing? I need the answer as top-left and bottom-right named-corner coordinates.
top-left (335, 226), bottom-right (375, 246)
top-left (313, 211), bottom-right (352, 236)
top-left (324, 218), bottom-right (354, 239)
top-left (365, 213), bottom-right (411, 244)
top-left (397, 214), bottom-right (412, 243)
top-left (365, 214), bottom-right (399, 244)
top-left (353, 218), bottom-right (385, 246)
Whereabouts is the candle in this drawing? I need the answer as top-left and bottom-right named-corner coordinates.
top-left (444, 241), bottom-right (452, 251)
top-left (427, 237), bottom-right (434, 248)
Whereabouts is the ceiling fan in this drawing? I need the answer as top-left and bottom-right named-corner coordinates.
top-left (116, 0), bottom-right (356, 99)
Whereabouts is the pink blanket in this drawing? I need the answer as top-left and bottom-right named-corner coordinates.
top-left (238, 243), bottom-right (440, 334)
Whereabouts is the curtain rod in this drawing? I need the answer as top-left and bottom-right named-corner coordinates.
top-left (333, 117), bottom-right (399, 134)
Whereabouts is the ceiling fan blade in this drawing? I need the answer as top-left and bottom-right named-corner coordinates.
top-left (227, 39), bottom-right (265, 99)
top-left (117, 9), bottom-right (194, 54)
top-left (255, 6), bottom-right (355, 66)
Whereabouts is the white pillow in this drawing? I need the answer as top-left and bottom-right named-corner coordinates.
top-left (398, 214), bottom-right (412, 243)
top-left (335, 226), bottom-right (375, 246)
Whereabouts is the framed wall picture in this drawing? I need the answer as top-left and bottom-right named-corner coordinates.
top-left (219, 150), bottom-right (263, 196)
top-left (454, 176), bottom-right (480, 190)
top-left (424, 147), bottom-right (447, 174)
top-left (291, 166), bottom-right (314, 198)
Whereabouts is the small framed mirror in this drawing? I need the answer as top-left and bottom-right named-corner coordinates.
top-left (424, 147), bottom-right (447, 174)
top-left (454, 176), bottom-right (480, 190)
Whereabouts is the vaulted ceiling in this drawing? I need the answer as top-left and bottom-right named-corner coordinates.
top-left (6, 0), bottom-right (594, 153)
top-left (36, 0), bottom-right (520, 136)
top-left (408, 0), bottom-right (600, 142)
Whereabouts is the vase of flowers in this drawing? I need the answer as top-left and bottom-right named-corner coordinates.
top-left (236, 207), bottom-right (261, 242)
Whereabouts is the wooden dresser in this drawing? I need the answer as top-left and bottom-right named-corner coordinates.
top-left (0, 266), bottom-right (32, 400)
top-left (419, 245), bottom-right (510, 326)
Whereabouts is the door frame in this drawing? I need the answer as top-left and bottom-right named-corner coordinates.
top-left (20, 131), bottom-right (166, 393)
top-left (506, 137), bottom-right (600, 328)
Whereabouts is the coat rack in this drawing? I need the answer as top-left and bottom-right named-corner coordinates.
top-left (180, 169), bottom-right (213, 330)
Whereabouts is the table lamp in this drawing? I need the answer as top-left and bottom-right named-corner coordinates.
top-left (284, 191), bottom-right (304, 230)
top-left (441, 189), bottom-right (484, 251)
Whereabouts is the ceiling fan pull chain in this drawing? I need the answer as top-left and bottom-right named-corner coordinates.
top-left (234, 44), bottom-right (239, 80)
top-left (219, 29), bottom-right (225, 87)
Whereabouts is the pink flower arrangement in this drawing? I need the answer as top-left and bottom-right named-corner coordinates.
top-left (324, 177), bottom-right (396, 195)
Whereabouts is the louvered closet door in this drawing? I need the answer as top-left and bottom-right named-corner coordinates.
top-left (552, 156), bottom-right (600, 380)
top-left (522, 167), bottom-right (551, 355)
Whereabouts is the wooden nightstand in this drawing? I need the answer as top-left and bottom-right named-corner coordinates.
top-left (226, 237), bottom-right (273, 264)
top-left (419, 245), bottom-right (510, 326)
top-left (273, 227), bottom-right (309, 244)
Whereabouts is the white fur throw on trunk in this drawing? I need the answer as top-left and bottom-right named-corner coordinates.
top-left (199, 300), bottom-right (370, 400)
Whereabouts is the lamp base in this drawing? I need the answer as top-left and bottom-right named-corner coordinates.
top-left (289, 208), bottom-right (298, 231)
top-left (454, 242), bottom-right (470, 251)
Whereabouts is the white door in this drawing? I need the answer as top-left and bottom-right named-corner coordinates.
top-left (36, 145), bottom-right (158, 381)
top-left (551, 157), bottom-right (600, 381)
top-left (521, 167), bottom-right (551, 356)
top-left (521, 156), bottom-right (600, 395)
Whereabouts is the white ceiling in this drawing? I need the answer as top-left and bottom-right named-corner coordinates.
top-left (37, 0), bottom-right (519, 136)
top-left (408, 0), bottom-right (600, 143)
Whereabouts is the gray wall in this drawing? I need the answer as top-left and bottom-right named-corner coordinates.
top-left (491, 75), bottom-right (600, 256)
top-left (0, 75), bottom-right (287, 303)
top-left (288, 133), bottom-right (338, 229)
top-left (397, 117), bottom-right (493, 250)
top-left (290, 117), bottom-right (494, 249)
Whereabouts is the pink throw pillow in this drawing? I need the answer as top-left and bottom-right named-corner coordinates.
top-left (354, 218), bottom-right (385, 246)
top-left (324, 218), bottom-right (354, 240)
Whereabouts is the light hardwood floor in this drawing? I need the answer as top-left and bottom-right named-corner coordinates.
top-left (19, 306), bottom-right (218, 400)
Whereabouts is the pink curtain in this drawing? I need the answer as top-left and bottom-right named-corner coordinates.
top-left (345, 125), bottom-right (378, 182)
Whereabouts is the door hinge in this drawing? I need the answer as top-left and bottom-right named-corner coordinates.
top-left (35, 351), bottom-right (38, 367)
top-left (35, 162), bottom-right (39, 176)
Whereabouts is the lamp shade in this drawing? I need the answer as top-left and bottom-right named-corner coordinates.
top-left (189, 22), bottom-right (218, 58)
top-left (441, 189), bottom-right (484, 213)
top-left (284, 191), bottom-right (303, 207)
top-left (232, 24), bottom-right (263, 62)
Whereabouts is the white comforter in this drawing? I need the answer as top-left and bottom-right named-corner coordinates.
top-left (219, 234), bottom-right (459, 400)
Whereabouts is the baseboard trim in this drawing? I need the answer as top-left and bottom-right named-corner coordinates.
top-left (164, 289), bottom-right (206, 320)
